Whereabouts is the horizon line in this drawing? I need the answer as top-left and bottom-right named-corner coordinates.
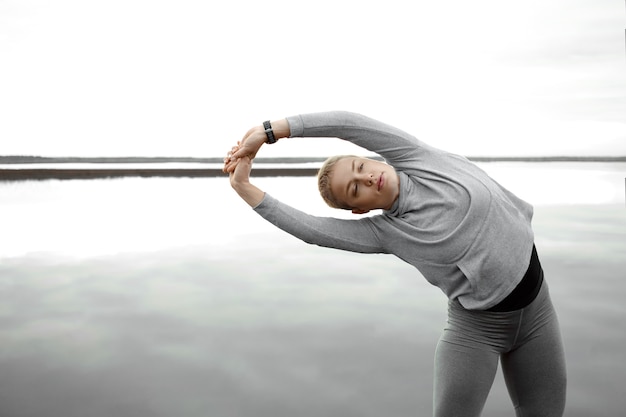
top-left (1, 155), bottom-right (626, 164)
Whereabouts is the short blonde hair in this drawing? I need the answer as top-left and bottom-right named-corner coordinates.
top-left (317, 155), bottom-right (356, 210)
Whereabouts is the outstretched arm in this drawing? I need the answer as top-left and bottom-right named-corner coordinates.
top-left (286, 111), bottom-right (422, 165)
top-left (228, 111), bottom-right (423, 167)
top-left (222, 133), bottom-right (384, 255)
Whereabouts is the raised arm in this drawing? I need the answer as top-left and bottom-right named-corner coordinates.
top-left (224, 153), bottom-right (383, 253)
top-left (223, 139), bottom-right (385, 254)
top-left (228, 111), bottom-right (424, 166)
top-left (286, 111), bottom-right (423, 165)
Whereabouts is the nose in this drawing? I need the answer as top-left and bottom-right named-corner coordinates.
top-left (358, 172), bottom-right (374, 186)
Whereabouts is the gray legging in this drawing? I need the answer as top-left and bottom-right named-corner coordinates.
top-left (433, 281), bottom-right (567, 417)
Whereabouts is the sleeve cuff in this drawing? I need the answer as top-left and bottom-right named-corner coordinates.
top-left (286, 114), bottom-right (304, 138)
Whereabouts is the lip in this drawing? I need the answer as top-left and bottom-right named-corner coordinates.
top-left (377, 173), bottom-right (384, 191)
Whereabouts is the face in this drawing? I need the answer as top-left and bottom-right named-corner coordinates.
top-left (330, 157), bottom-right (400, 214)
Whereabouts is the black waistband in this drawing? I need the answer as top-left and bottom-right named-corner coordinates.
top-left (487, 245), bottom-right (544, 312)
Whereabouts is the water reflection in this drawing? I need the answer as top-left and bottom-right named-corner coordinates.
top-left (1, 163), bottom-right (625, 416)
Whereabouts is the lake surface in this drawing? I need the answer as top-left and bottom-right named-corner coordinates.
top-left (1, 162), bottom-right (625, 416)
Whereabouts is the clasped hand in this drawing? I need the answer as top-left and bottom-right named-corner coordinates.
top-left (222, 124), bottom-right (268, 187)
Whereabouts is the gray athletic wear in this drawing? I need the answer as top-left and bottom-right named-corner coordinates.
top-left (254, 111), bottom-right (534, 310)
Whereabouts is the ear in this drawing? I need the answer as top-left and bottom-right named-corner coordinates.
top-left (351, 208), bottom-right (370, 215)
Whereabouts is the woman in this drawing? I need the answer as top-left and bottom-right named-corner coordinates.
top-left (223, 111), bottom-right (566, 417)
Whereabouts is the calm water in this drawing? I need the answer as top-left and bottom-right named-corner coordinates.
top-left (1, 162), bottom-right (625, 416)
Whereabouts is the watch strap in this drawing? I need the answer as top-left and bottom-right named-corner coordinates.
top-left (263, 120), bottom-right (277, 144)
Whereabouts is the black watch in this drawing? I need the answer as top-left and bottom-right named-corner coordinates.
top-left (263, 120), bottom-right (277, 144)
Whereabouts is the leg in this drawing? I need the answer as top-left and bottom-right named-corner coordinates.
top-left (433, 336), bottom-right (499, 417)
top-left (500, 288), bottom-right (567, 417)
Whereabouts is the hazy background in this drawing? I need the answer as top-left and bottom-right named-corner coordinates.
top-left (2, 1), bottom-right (626, 416)
top-left (1, 0), bottom-right (625, 158)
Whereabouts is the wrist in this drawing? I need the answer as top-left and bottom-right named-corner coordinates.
top-left (232, 178), bottom-right (250, 192)
top-left (233, 181), bottom-right (265, 207)
top-left (270, 119), bottom-right (290, 139)
top-left (257, 119), bottom-right (290, 146)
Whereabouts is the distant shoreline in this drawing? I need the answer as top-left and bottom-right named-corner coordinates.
top-left (1, 155), bottom-right (626, 164)
top-left (1, 155), bottom-right (625, 181)
top-left (0, 167), bottom-right (318, 181)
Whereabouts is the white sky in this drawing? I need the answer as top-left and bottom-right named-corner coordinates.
top-left (1, 0), bottom-right (625, 157)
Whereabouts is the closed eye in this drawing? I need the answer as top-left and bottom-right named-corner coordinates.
top-left (354, 162), bottom-right (364, 196)
top-left (354, 162), bottom-right (364, 197)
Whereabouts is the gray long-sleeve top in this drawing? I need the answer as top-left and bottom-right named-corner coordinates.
top-left (253, 111), bottom-right (535, 310)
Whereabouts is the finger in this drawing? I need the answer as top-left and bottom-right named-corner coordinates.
top-left (223, 155), bottom-right (233, 170)
top-left (231, 147), bottom-right (255, 161)
top-left (230, 147), bottom-right (245, 160)
top-left (226, 155), bottom-right (241, 168)
top-left (223, 154), bottom-right (239, 171)
top-left (225, 145), bottom-right (242, 165)
top-left (226, 145), bottom-right (240, 156)
top-left (224, 159), bottom-right (239, 173)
